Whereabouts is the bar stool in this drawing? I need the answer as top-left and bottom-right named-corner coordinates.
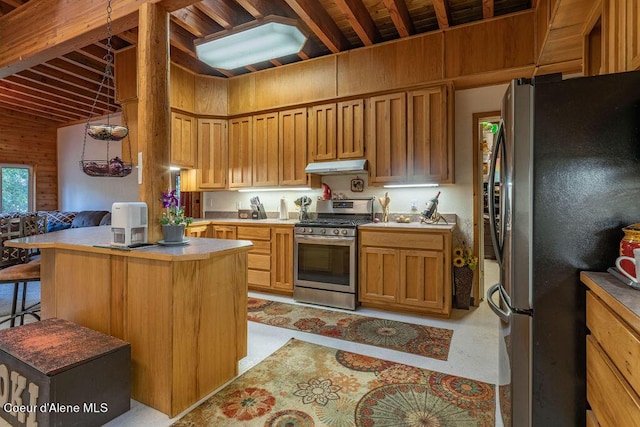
top-left (0, 215), bottom-right (45, 327)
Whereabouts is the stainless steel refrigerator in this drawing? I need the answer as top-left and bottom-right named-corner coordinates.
top-left (486, 70), bottom-right (640, 426)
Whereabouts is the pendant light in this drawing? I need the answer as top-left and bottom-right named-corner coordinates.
top-left (80, 0), bottom-right (133, 177)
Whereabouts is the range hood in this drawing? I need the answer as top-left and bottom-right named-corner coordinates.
top-left (304, 159), bottom-right (367, 175)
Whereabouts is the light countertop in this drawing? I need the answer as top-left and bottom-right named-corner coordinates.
top-left (6, 226), bottom-right (253, 262)
top-left (581, 271), bottom-right (640, 331)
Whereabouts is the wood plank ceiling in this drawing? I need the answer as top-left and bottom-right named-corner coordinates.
top-left (0, 0), bottom-right (531, 125)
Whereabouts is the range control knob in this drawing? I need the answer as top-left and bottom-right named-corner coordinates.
top-left (305, 228), bottom-right (313, 234)
top-left (341, 229), bottom-right (348, 235)
top-left (320, 229), bottom-right (327, 234)
top-left (333, 229), bottom-right (340, 235)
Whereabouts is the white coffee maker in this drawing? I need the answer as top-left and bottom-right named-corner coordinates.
top-left (111, 202), bottom-right (148, 246)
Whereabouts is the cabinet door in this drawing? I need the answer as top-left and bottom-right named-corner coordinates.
top-left (407, 87), bottom-right (451, 183)
top-left (308, 103), bottom-right (337, 161)
top-left (253, 113), bottom-right (279, 187)
top-left (338, 99), bottom-right (364, 159)
top-left (197, 118), bottom-right (227, 189)
top-left (359, 246), bottom-right (398, 303)
top-left (228, 116), bottom-right (252, 188)
top-left (271, 227), bottom-right (293, 290)
top-left (367, 93), bottom-right (406, 184)
top-left (279, 108), bottom-right (308, 186)
top-left (171, 112), bottom-right (197, 168)
top-left (212, 225), bottom-right (236, 240)
top-left (628, 0), bottom-right (640, 70)
top-left (399, 249), bottom-right (444, 310)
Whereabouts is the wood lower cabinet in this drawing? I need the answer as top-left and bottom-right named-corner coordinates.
top-left (212, 225), bottom-right (237, 240)
top-left (359, 227), bottom-right (453, 317)
top-left (234, 225), bottom-right (294, 294)
top-left (185, 222), bottom-right (210, 238)
top-left (271, 227), bottom-right (294, 291)
top-left (582, 272), bottom-right (640, 425)
top-left (171, 112), bottom-right (197, 168)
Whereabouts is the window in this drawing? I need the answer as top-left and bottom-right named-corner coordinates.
top-left (0, 165), bottom-right (34, 213)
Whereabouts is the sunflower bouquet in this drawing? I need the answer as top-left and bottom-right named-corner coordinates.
top-left (453, 244), bottom-right (478, 270)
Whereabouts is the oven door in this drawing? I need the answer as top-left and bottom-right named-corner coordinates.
top-left (294, 234), bottom-right (356, 293)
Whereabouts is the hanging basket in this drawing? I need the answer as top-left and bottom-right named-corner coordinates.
top-left (87, 124), bottom-right (129, 141)
top-left (80, 158), bottom-right (133, 178)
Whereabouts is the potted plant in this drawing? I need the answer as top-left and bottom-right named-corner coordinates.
top-left (159, 189), bottom-right (193, 242)
top-left (453, 242), bottom-right (478, 309)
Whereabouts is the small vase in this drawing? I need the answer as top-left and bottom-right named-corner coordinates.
top-left (162, 224), bottom-right (185, 242)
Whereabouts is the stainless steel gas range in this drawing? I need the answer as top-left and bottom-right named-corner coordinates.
top-left (293, 198), bottom-right (374, 310)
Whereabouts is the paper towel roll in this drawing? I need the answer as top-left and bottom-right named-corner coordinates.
top-left (279, 198), bottom-right (288, 220)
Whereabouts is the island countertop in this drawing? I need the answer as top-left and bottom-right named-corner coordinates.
top-left (6, 225), bottom-right (253, 261)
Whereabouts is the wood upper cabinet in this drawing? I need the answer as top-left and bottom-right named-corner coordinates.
top-left (271, 227), bottom-right (293, 291)
top-left (359, 227), bottom-right (452, 317)
top-left (228, 116), bottom-right (253, 188)
top-left (338, 99), bottom-right (365, 159)
top-left (171, 112), bottom-right (197, 168)
top-left (407, 86), bottom-right (452, 183)
top-left (308, 103), bottom-right (337, 161)
top-left (367, 93), bottom-right (407, 184)
top-left (308, 100), bottom-right (364, 162)
top-left (279, 108), bottom-right (308, 186)
top-left (367, 85), bottom-right (453, 185)
top-left (197, 118), bottom-right (227, 189)
top-left (253, 112), bottom-right (279, 187)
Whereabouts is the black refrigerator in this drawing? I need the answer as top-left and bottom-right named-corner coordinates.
top-left (486, 70), bottom-right (640, 426)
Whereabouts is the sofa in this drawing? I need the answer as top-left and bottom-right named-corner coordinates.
top-left (0, 210), bottom-right (111, 233)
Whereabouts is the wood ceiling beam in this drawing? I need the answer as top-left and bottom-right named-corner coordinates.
top-left (170, 5), bottom-right (222, 38)
top-left (234, 0), bottom-right (279, 19)
top-left (0, 101), bottom-right (66, 123)
top-left (117, 29), bottom-right (139, 45)
top-left (483, 0), bottom-right (495, 19)
top-left (383, 0), bottom-right (415, 36)
top-left (334, 0), bottom-right (381, 45)
top-left (0, 0), bottom-right (24, 8)
top-left (0, 81), bottom-right (92, 118)
top-left (0, 79), bottom-right (107, 116)
top-left (431, 0), bottom-right (450, 30)
top-left (195, 0), bottom-right (253, 29)
top-left (0, 93), bottom-right (84, 122)
top-left (282, 0), bottom-right (349, 53)
top-left (31, 64), bottom-right (114, 95)
top-left (59, 54), bottom-right (107, 77)
top-left (45, 58), bottom-right (108, 86)
top-left (15, 69), bottom-right (114, 108)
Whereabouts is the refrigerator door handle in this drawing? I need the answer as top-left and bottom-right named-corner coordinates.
top-left (487, 283), bottom-right (510, 322)
top-left (488, 120), bottom-right (505, 266)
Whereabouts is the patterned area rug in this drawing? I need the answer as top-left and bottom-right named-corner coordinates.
top-left (248, 298), bottom-right (453, 361)
top-left (173, 339), bottom-right (495, 426)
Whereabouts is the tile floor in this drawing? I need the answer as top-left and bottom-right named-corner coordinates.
top-left (0, 260), bottom-right (502, 426)
top-left (104, 260), bottom-right (502, 426)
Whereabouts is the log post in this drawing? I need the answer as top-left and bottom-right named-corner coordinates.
top-left (137, 2), bottom-right (171, 242)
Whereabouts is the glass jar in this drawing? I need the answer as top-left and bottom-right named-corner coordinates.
top-left (620, 223), bottom-right (640, 277)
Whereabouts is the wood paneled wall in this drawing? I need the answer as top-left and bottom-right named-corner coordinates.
top-left (0, 107), bottom-right (58, 210)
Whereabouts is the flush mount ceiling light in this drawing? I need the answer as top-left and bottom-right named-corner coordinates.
top-left (195, 17), bottom-right (308, 70)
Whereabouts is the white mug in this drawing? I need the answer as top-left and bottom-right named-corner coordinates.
top-left (616, 248), bottom-right (640, 283)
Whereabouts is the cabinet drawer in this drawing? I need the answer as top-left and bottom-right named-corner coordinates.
top-left (237, 226), bottom-right (271, 240)
top-left (248, 269), bottom-right (271, 287)
top-left (248, 253), bottom-right (271, 270)
top-left (249, 240), bottom-right (271, 254)
top-left (587, 291), bottom-right (640, 395)
top-left (360, 231), bottom-right (443, 250)
top-left (586, 336), bottom-right (640, 426)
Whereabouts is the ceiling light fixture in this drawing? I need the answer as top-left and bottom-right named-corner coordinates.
top-left (383, 183), bottom-right (440, 189)
top-left (195, 17), bottom-right (308, 70)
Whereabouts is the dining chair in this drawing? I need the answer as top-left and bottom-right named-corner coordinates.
top-left (0, 215), bottom-right (46, 327)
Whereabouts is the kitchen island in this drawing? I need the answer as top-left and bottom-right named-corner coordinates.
top-left (6, 226), bottom-right (253, 417)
